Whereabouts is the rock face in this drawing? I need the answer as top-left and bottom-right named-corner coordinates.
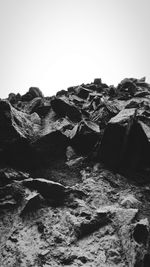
top-left (0, 78), bottom-right (150, 266)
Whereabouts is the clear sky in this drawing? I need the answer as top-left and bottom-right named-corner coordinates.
top-left (0, 0), bottom-right (150, 97)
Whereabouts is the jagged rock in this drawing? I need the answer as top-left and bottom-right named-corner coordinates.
top-left (1, 77), bottom-right (150, 266)
top-left (23, 178), bottom-right (67, 203)
top-left (0, 183), bottom-right (25, 209)
top-left (31, 130), bottom-right (69, 164)
top-left (0, 168), bottom-right (29, 186)
top-left (70, 120), bottom-right (100, 154)
top-left (94, 78), bottom-right (102, 85)
top-left (0, 100), bottom-right (41, 168)
top-left (90, 99), bottom-right (119, 125)
top-left (117, 78), bottom-right (137, 100)
top-left (8, 93), bottom-right (21, 104)
top-left (0, 100), bottom-right (40, 145)
top-left (28, 97), bottom-right (44, 113)
top-left (119, 194), bottom-right (141, 208)
top-left (20, 192), bottom-right (45, 215)
top-left (56, 89), bottom-right (67, 97)
top-left (133, 218), bottom-right (149, 245)
top-left (51, 97), bottom-right (82, 122)
top-left (75, 206), bottom-right (112, 239)
top-left (99, 108), bottom-right (150, 170)
top-left (21, 87), bottom-right (44, 101)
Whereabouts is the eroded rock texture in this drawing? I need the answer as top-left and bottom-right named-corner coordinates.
top-left (1, 78), bottom-right (150, 266)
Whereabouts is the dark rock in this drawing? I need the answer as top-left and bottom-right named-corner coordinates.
top-left (0, 183), bottom-right (25, 209)
top-left (21, 87), bottom-right (44, 101)
top-left (77, 86), bottom-right (92, 99)
top-left (143, 254), bottom-right (150, 267)
top-left (94, 78), bottom-right (102, 85)
top-left (1, 77), bottom-right (150, 266)
top-left (0, 100), bottom-right (41, 168)
top-left (23, 178), bottom-right (67, 203)
top-left (28, 97), bottom-right (44, 114)
top-left (133, 219), bottom-right (149, 245)
top-left (99, 108), bottom-right (150, 170)
top-left (51, 97), bottom-right (82, 122)
top-left (56, 89), bottom-right (67, 97)
top-left (20, 192), bottom-right (45, 215)
top-left (0, 100), bottom-right (40, 146)
top-left (70, 120), bottom-right (100, 154)
top-left (117, 78), bottom-right (137, 99)
top-left (0, 168), bottom-right (29, 186)
top-left (31, 130), bottom-right (69, 164)
top-left (75, 207), bottom-right (112, 239)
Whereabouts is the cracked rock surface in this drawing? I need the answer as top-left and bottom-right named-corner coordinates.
top-left (1, 78), bottom-right (150, 266)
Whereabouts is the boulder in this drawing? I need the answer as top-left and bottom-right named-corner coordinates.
top-left (51, 98), bottom-right (81, 122)
top-left (70, 120), bottom-right (100, 154)
top-left (77, 86), bottom-right (92, 99)
top-left (0, 100), bottom-right (41, 168)
top-left (99, 108), bottom-right (150, 170)
top-left (21, 87), bottom-right (44, 102)
top-left (94, 78), bottom-right (102, 85)
top-left (31, 130), bottom-right (69, 164)
top-left (23, 178), bottom-right (67, 203)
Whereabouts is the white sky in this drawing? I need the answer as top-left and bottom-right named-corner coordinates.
top-left (0, 0), bottom-right (150, 97)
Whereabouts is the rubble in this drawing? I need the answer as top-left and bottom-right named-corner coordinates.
top-left (0, 77), bottom-right (150, 266)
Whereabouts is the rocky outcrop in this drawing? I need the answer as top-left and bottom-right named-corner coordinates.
top-left (0, 78), bottom-right (150, 266)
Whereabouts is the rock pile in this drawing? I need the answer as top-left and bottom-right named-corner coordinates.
top-left (0, 78), bottom-right (150, 266)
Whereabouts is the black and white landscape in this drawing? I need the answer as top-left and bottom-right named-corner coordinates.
top-left (0, 78), bottom-right (150, 266)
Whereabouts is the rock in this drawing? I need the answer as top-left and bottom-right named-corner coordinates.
top-left (70, 120), bottom-right (100, 154)
top-left (94, 78), bottom-right (102, 85)
top-left (23, 178), bottom-right (67, 203)
top-left (28, 97), bottom-right (44, 114)
top-left (31, 129), bottom-right (69, 164)
top-left (66, 146), bottom-right (77, 161)
top-left (77, 86), bottom-right (92, 99)
top-left (97, 205), bottom-right (138, 226)
top-left (75, 206), bottom-right (112, 239)
top-left (98, 108), bottom-right (150, 170)
top-left (90, 99), bottom-right (119, 125)
top-left (120, 194), bottom-right (141, 208)
top-left (0, 168), bottom-right (29, 186)
top-left (117, 78), bottom-right (137, 99)
top-left (56, 89), bottom-right (67, 97)
top-left (51, 97), bottom-right (82, 122)
top-left (21, 87), bottom-right (44, 101)
top-left (1, 77), bottom-right (150, 266)
top-left (0, 100), bottom-right (40, 145)
top-left (0, 100), bottom-right (41, 168)
top-left (20, 192), bottom-right (45, 216)
top-left (133, 218), bottom-right (149, 245)
top-left (0, 183), bottom-right (25, 209)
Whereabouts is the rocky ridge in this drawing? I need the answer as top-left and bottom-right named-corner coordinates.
top-left (1, 78), bottom-right (150, 266)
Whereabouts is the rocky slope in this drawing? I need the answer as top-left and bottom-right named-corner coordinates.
top-left (1, 78), bottom-right (150, 266)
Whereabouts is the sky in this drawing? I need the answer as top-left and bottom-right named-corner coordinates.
top-left (0, 0), bottom-right (150, 98)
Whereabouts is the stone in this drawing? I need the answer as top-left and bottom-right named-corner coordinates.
top-left (0, 168), bottom-right (29, 186)
top-left (21, 87), bottom-right (44, 101)
top-left (70, 120), bottom-right (100, 154)
top-left (133, 218), bottom-right (149, 245)
top-left (20, 192), bottom-right (45, 215)
top-left (0, 100), bottom-right (41, 168)
top-left (77, 86), bottom-right (92, 99)
top-left (23, 178), bottom-right (67, 203)
top-left (120, 194), bottom-right (141, 208)
top-left (94, 78), bottom-right (102, 85)
top-left (51, 97), bottom-right (82, 122)
top-left (98, 108), bottom-right (150, 170)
